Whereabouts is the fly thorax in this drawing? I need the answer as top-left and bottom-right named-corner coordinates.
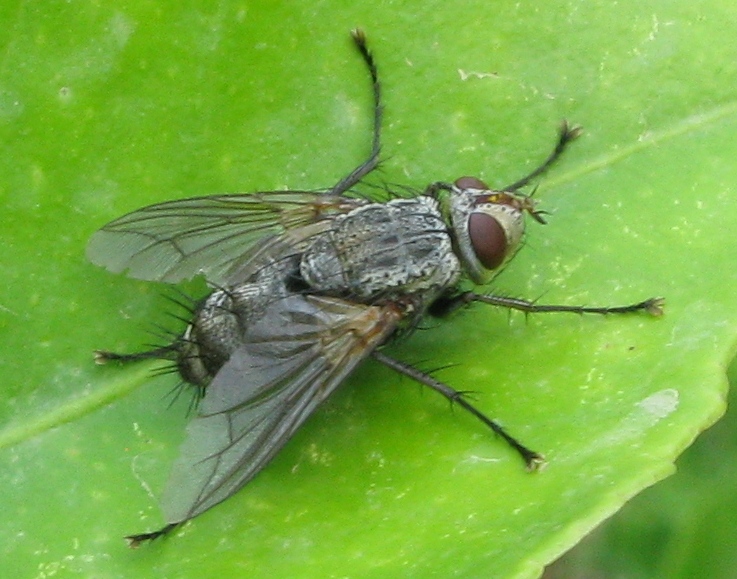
top-left (300, 196), bottom-right (461, 301)
top-left (447, 177), bottom-right (538, 285)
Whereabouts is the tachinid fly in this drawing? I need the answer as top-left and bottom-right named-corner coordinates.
top-left (87, 29), bottom-right (664, 547)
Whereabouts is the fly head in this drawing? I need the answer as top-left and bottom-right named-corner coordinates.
top-left (445, 176), bottom-right (545, 284)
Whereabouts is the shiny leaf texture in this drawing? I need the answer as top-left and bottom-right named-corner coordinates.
top-left (1, 1), bottom-right (735, 578)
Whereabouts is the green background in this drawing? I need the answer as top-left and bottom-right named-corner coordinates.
top-left (1, 1), bottom-right (736, 577)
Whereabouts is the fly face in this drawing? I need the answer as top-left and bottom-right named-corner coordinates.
top-left (88, 30), bottom-right (662, 546)
top-left (446, 177), bottom-right (540, 284)
top-left (430, 123), bottom-right (579, 286)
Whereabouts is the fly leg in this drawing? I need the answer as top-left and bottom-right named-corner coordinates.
top-left (95, 347), bottom-right (185, 547)
top-left (331, 29), bottom-right (383, 195)
top-left (94, 345), bottom-right (177, 365)
top-left (429, 293), bottom-right (665, 318)
top-left (94, 295), bottom-right (192, 364)
top-left (501, 121), bottom-right (582, 192)
top-left (372, 350), bottom-right (545, 470)
top-left (125, 522), bottom-right (179, 548)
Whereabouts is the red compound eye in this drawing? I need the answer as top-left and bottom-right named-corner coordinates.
top-left (454, 176), bottom-right (489, 190)
top-left (468, 212), bottom-right (507, 270)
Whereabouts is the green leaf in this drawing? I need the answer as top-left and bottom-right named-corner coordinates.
top-left (548, 359), bottom-right (737, 578)
top-left (1, 1), bottom-right (734, 578)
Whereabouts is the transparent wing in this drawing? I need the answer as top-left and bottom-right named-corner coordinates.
top-left (86, 192), bottom-right (365, 284)
top-left (159, 294), bottom-right (403, 525)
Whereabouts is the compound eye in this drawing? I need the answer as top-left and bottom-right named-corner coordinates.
top-left (468, 212), bottom-right (507, 270)
top-left (455, 176), bottom-right (489, 190)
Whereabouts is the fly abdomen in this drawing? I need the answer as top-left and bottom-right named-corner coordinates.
top-left (177, 290), bottom-right (241, 386)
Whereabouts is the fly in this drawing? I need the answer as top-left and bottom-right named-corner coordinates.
top-left (87, 29), bottom-right (664, 547)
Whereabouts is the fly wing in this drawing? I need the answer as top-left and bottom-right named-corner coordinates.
top-left (159, 294), bottom-right (404, 525)
top-left (87, 192), bottom-right (364, 284)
